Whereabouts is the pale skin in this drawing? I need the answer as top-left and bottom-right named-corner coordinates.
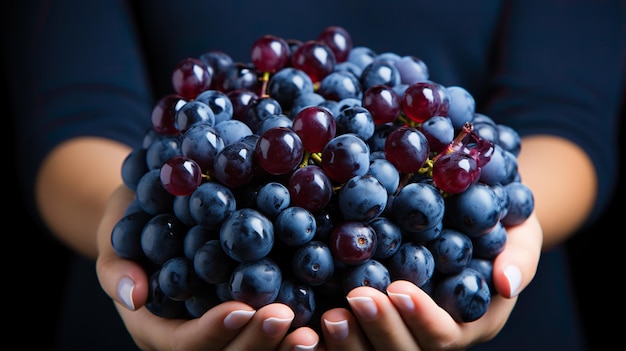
top-left (36, 134), bottom-right (595, 350)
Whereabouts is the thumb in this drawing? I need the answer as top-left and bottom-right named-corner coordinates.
top-left (96, 184), bottom-right (150, 311)
top-left (492, 212), bottom-right (543, 298)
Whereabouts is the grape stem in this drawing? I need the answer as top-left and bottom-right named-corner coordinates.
top-left (431, 122), bottom-right (473, 163)
top-left (260, 71), bottom-right (270, 97)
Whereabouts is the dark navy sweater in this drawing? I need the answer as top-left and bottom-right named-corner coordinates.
top-left (4, 0), bottom-right (624, 350)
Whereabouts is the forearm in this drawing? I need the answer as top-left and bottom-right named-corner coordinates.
top-left (36, 137), bottom-right (132, 260)
top-left (516, 135), bottom-right (597, 251)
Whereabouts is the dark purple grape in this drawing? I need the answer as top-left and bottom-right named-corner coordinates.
top-left (111, 210), bottom-right (152, 262)
top-left (185, 282), bottom-right (222, 318)
top-left (288, 165), bottom-right (333, 213)
top-left (321, 133), bottom-right (370, 184)
top-left (360, 60), bottom-right (401, 90)
top-left (181, 123), bottom-right (225, 173)
top-left (174, 100), bottom-right (215, 133)
top-left (420, 115), bottom-right (455, 154)
top-left (276, 279), bottom-right (316, 328)
top-left (478, 144), bottom-right (508, 185)
top-left (255, 127), bottom-right (304, 175)
top-left (188, 182), bottom-right (236, 229)
top-left (333, 61), bottom-right (362, 79)
top-left (183, 224), bottom-right (216, 260)
top-left (291, 40), bottom-right (336, 83)
top-left (141, 213), bottom-right (187, 265)
top-left (501, 182), bottom-right (534, 227)
top-left (220, 208), bottom-right (274, 262)
top-left (171, 57), bottom-right (212, 100)
top-left (199, 50), bottom-right (233, 89)
top-left (240, 96), bottom-right (283, 132)
top-left (215, 62), bottom-right (259, 94)
top-left (384, 125), bottom-right (430, 173)
top-left (135, 169), bottom-right (174, 215)
top-left (433, 267), bottom-right (491, 323)
top-left (145, 270), bottom-right (188, 319)
top-left (213, 141), bottom-right (257, 188)
top-left (394, 55), bottom-right (429, 85)
top-left (228, 257), bottom-right (282, 309)
top-left (121, 147), bottom-right (149, 191)
top-left (158, 257), bottom-right (200, 301)
top-left (194, 89), bottom-right (234, 125)
top-left (432, 151), bottom-right (480, 194)
top-left (173, 194), bottom-right (195, 227)
top-left (385, 242), bottom-right (435, 288)
top-left (267, 67), bottom-right (315, 112)
top-left (290, 92), bottom-right (326, 118)
top-left (337, 175), bottom-right (387, 222)
top-left (445, 86), bottom-right (476, 130)
top-left (369, 217), bottom-right (402, 259)
top-left (335, 105), bottom-right (375, 141)
top-left (194, 239), bottom-right (237, 284)
top-left (471, 221), bottom-right (507, 259)
top-left (250, 34), bottom-right (289, 73)
top-left (145, 135), bottom-right (183, 170)
top-left (444, 183), bottom-right (502, 237)
top-left (214, 119), bottom-right (253, 146)
top-left (427, 228), bottom-right (473, 275)
top-left (292, 105), bottom-right (336, 153)
top-left (366, 158), bottom-right (400, 195)
top-left (496, 124), bottom-right (521, 156)
top-left (291, 240), bottom-right (335, 286)
top-left (160, 155), bottom-right (202, 196)
top-left (400, 81), bottom-right (450, 123)
top-left (317, 26), bottom-right (352, 63)
top-left (362, 85), bottom-right (401, 125)
top-left (329, 220), bottom-right (377, 266)
top-left (347, 46), bottom-right (376, 71)
top-left (256, 114), bottom-right (293, 136)
top-left (227, 89), bottom-right (258, 121)
top-left (466, 258), bottom-right (495, 293)
top-left (391, 182), bottom-right (445, 235)
top-left (274, 206), bottom-right (316, 247)
top-left (343, 259), bottom-right (390, 294)
top-left (317, 71), bottom-right (362, 102)
top-left (255, 182), bottom-right (291, 218)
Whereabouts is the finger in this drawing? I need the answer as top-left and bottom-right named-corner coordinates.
top-left (320, 307), bottom-right (372, 351)
top-left (385, 272), bottom-right (520, 349)
top-left (96, 185), bottom-right (150, 310)
top-left (492, 213), bottom-right (542, 298)
top-left (115, 300), bottom-right (257, 350)
top-left (386, 280), bottom-right (473, 349)
top-left (346, 287), bottom-right (421, 351)
top-left (278, 326), bottom-right (320, 351)
top-left (223, 303), bottom-right (296, 351)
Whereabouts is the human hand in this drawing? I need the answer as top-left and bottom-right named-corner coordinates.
top-left (96, 185), bottom-right (321, 351)
top-left (318, 214), bottom-right (542, 351)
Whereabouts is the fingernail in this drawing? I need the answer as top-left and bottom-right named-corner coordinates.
top-left (387, 292), bottom-right (415, 313)
top-left (504, 265), bottom-right (522, 297)
top-left (347, 296), bottom-right (378, 320)
top-left (323, 319), bottom-right (349, 340)
top-left (117, 276), bottom-right (135, 310)
top-left (262, 317), bottom-right (294, 337)
top-left (294, 340), bottom-right (318, 351)
top-left (223, 310), bottom-right (255, 330)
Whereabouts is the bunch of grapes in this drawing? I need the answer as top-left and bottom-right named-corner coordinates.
top-left (113, 26), bottom-right (534, 331)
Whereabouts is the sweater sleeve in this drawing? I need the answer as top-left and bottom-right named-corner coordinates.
top-left (6, 0), bottom-right (154, 216)
top-left (483, 0), bottom-right (625, 227)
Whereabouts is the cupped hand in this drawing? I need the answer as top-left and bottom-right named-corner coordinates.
top-left (319, 214), bottom-right (542, 351)
top-left (95, 185), bottom-right (320, 351)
